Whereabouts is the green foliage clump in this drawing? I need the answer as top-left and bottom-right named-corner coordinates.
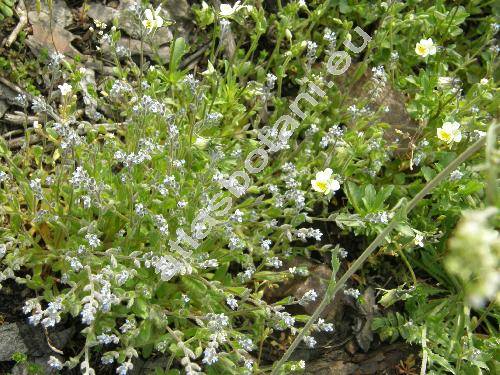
top-left (0, 0), bottom-right (15, 22)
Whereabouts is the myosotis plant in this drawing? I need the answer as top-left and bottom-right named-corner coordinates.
top-left (0, 1), bottom-right (498, 374)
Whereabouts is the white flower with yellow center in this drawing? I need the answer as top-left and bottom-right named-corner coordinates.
top-left (142, 6), bottom-right (163, 32)
top-left (415, 38), bottom-right (437, 57)
top-left (220, 1), bottom-right (241, 17)
top-left (219, 1), bottom-right (252, 17)
top-left (311, 168), bottom-right (340, 195)
top-left (414, 233), bottom-right (424, 247)
top-left (437, 121), bottom-right (462, 144)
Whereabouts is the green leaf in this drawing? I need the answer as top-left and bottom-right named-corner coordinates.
top-left (421, 166), bottom-right (436, 182)
top-left (142, 343), bottom-right (154, 358)
top-left (331, 212), bottom-right (364, 229)
top-left (136, 320), bottom-right (153, 346)
top-left (293, 315), bottom-right (311, 322)
top-left (170, 37), bottom-right (187, 74)
top-left (331, 246), bottom-right (341, 274)
top-left (362, 184), bottom-right (377, 211)
top-left (132, 296), bottom-right (150, 319)
top-left (427, 351), bottom-right (455, 373)
top-left (374, 185), bottom-right (394, 210)
top-left (345, 181), bottom-right (364, 213)
top-left (274, 296), bottom-right (293, 305)
top-left (225, 286), bottom-right (249, 296)
top-left (213, 262), bottom-right (230, 283)
top-left (458, 180), bottom-right (483, 195)
top-left (290, 213), bottom-right (306, 226)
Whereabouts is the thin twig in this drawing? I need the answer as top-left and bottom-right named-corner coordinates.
top-left (4, 121), bottom-right (124, 149)
top-left (180, 42), bottom-right (211, 70)
top-left (2, 112), bottom-right (39, 125)
top-left (271, 135), bottom-right (487, 374)
top-left (485, 123), bottom-right (499, 206)
top-left (0, 76), bottom-right (25, 95)
top-left (43, 326), bottom-right (64, 355)
top-left (420, 325), bottom-right (428, 375)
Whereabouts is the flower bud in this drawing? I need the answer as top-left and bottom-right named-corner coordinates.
top-left (194, 137), bottom-right (209, 149)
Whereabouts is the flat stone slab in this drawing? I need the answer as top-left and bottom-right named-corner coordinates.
top-left (0, 323), bottom-right (29, 362)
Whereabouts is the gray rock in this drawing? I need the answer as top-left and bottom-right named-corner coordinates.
top-left (164, 0), bottom-right (190, 20)
top-left (18, 324), bottom-right (74, 357)
top-left (355, 287), bottom-right (377, 352)
top-left (87, 1), bottom-right (173, 46)
top-left (129, 356), bottom-right (145, 375)
top-left (48, 326), bottom-right (75, 351)
top-left (140, 356), bottom-right (169, 373)
top-left (163, 0), bottom-right (192, 36)
top-left (116, 38), bottom-right (170, 60)
top-left (11, 355), bottom-right (63, 375)
top-left (0, 323), bottom-right (29, 361)
top-left (0, 100), bottom-right (8, 118)
top-left (0, 81), bottom-right (19, 103)
top-left (0, 321), bottom-right (74, 364)
top-left (25, 0), bottom-right (80, 57)
top-left (25, 0), bottom-right (73, 27)
top-left (128, 356), bottom-right (169, 374)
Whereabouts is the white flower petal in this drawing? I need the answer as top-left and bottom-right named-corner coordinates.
top-left (144, 9), bottom-right (153, 21)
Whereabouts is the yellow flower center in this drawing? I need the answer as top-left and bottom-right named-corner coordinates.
top-left (417, 45), bottom-right (427, 55)
top-left (437, 129), bottom-right (453, 143)
top-left (315, 181), bottom-right (328, 192)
